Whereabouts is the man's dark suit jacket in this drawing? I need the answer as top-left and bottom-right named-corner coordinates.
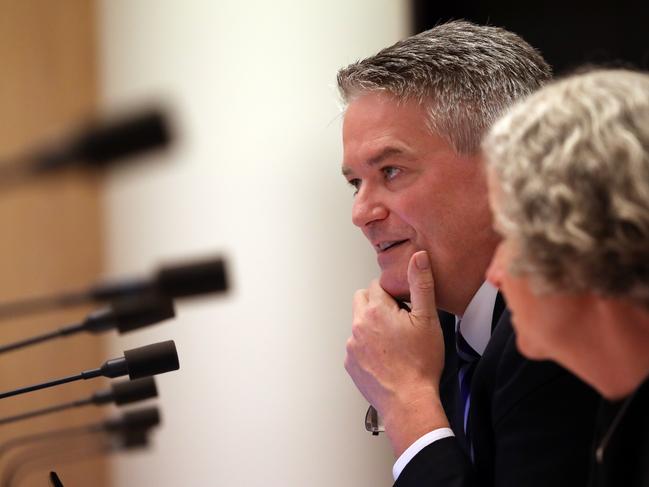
top-left (394, 298), bottom-right (600, 487)
top-left (590, 376), bottom-right (649, 487)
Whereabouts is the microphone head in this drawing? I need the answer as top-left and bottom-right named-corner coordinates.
top-left (123, 340), bottom-right (180, 380)
top-left (73, 110), bottom-right (171, 167)
top-left (155, 257), bottom-right (228, 298)
top-left (82, 297), bottom-right (175, 334)
top-left (120, 429), bottom-right (151, 449)
top-left (105, 406), bottom-right (161, 432)
top-left (32, 110), bottom-right (172, 175)
top-left (113, 297), bottom-right (175, 334)
top-left (111, 377), bottom-right (158, 405)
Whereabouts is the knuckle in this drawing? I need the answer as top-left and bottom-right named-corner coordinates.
top-left (351, 321), bottom-right (363, 339)
top-left (409, 313), bottom-right (435, 330)
top-left (416, 277), bottom-right (435, 293)
top-left (365, 304), bottom-right (381, 319)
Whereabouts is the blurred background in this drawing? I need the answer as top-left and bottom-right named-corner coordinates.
top-left (0, 1), bottom-right (646, 486)
top-left (0, 1), bottom-right (406, 486)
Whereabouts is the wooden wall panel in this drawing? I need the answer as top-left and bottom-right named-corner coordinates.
top-left (0, 1), bottom-right (109, 485)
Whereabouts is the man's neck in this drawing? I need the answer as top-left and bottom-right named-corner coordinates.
top-left (439, 275), bottom-right (488, 317)
top-left (441, 237), bottom-right (499, 316)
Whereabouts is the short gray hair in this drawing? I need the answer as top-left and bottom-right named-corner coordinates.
top-left (337, 20), bottom-right (551, 153)
top-left (484, 69), bottom-right (649, 308)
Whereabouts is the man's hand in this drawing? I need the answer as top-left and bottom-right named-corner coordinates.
top-left (345, 251), bottom-right (449, 457)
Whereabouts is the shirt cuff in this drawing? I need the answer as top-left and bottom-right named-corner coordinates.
top-left (392, 428), bottom-right (455, 481)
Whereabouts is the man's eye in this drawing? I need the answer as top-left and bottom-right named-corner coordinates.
top-left (348, 178), bottom-right (361, 195)
top-left (383, 166), bottom-right (401, 180)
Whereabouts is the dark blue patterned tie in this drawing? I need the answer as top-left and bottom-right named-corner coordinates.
top-left (456, 319), bottom-right (481, 460)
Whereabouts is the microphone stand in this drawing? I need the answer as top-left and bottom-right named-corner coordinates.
top-left (0, 109), bottom-right (171, 192)
top-left (0, 377), bottom-right (158, 426)
top-left (0, 340), bottom-right (179, 400)
top-left (0, 297), bottom-right (175, 357)
top-left (0, 256), bottom-right (227, 322)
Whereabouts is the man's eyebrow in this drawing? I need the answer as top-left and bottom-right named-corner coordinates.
top-left (341, 147), bottom-right (405, 177)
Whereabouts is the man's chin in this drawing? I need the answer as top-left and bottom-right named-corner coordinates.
top-left (379, 274), bottom-right (410, 301)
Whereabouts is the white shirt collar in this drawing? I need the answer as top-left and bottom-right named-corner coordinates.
top-left (454, 281), bottom-right (498, 356)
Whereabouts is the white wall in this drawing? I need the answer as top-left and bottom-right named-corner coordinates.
top-left (97, 1), bottom-right (409, 485)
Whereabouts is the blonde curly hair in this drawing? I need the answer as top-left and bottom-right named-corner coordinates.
top-left (483, 69), bottom-right (649, 308)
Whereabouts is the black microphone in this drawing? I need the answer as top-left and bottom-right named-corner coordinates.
top-left (0, 377), bottom-right (158, 426)
top-left (0, 109), bottom-right (171, 186)
top-left (94, 376), bottom-right (158, 405)
top-left (92, 257), bottom-right (229, 301)
top-left (0, 407), bottom-right (160, 486)
top-left (0, 256), bottom-right (228, 321)
top-left (0, 297), bottom-right (175, 356)
top-left (0, 406), bottom-right (161, 463)
top-left (102, 406), bottom-right (161, 433)
top-left (154, 257), bottom-right (229, 298)
top-left (79, 296), bottom-right (176, 334)
top-left (45, 110), bottom-right (171, 171)
top-left (0, 341), bottom-right (179, 400)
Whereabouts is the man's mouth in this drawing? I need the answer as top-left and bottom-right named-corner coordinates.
top-left (376, 240), bottom-right (408, 252)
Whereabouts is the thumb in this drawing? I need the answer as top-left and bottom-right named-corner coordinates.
top-left (407, 251), bottom-right (436, 321)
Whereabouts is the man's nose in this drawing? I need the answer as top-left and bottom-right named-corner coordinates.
top-left (351, 187), bottom-right (388, 227)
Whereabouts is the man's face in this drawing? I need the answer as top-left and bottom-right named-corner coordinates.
top-left (341, 92), bottom-right (497, 313)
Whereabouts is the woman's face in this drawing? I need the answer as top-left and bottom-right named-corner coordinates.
top-left (485, 169), bottom-right (587, 362)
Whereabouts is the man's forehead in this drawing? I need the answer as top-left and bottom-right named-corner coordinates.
top-left (343, 93), bottom-right (427, 132)
top-left (342, 95), bottom-right (433, 154)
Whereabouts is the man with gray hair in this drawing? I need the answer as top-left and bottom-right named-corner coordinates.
top-left (339, 21), bottom-right (598, 486)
